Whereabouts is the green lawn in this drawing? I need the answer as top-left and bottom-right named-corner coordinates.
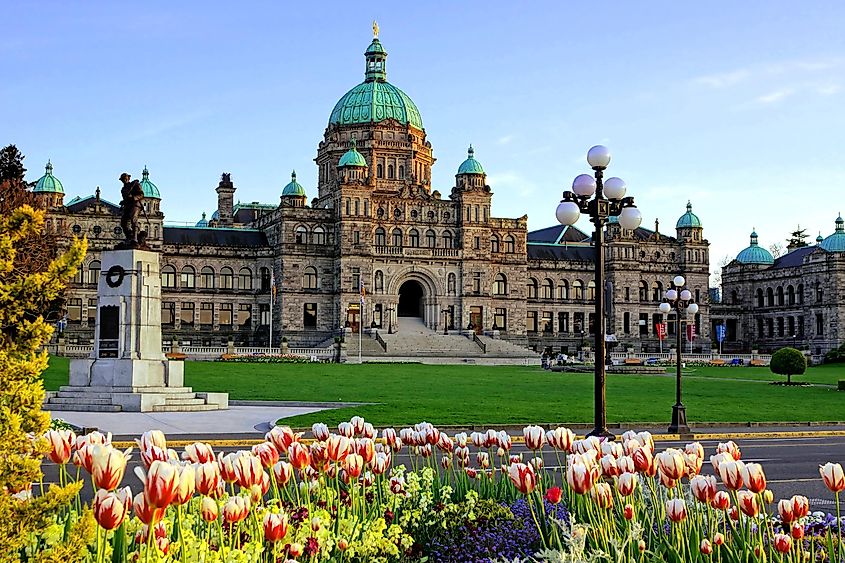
top-left (42, 358), bottom-right (845, 427)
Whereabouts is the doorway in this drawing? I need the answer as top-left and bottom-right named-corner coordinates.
top-left (398, 280), bottom-right (424, 317)
top-left (470, 306), bottom-right (483, 333)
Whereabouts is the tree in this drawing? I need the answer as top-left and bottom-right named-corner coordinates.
top-left (787, 226), bottom-right (809, 249)
top-left (770, 347), bottom-right (807, 384)
top-left (768, 242), bottom-right (784, 258)
top-left (0, 203), bottom-right (88, 559)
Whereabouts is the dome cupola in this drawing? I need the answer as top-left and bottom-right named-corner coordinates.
top-left (338, 139), bottom-right (368, 168)
top-left (676, 201), bottom-right (701, 229)
top-left (33, 160), bottom-right (64, 194)
top-left (819, 214), bottom-right (845, 252)
top-left (195, 212), bottom-right (208, 227)
top-left (736, 230), bottom-right (774, 265)
top-left (282, 170), bottom-right (307, 197)
top-left (817, 233), bottom-right (824, 245)
top-left (457, 145), bottom-right (485, 175)
top-left (139, 166), bottom-right (161, 199)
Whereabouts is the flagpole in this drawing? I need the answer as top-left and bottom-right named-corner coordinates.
top-left (269, 271), bottom-right (275, 351)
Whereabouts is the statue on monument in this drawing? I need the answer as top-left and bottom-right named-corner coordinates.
top-left (117, 173), bottom-right (149, 250)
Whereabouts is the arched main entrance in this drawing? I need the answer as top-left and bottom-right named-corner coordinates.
top-left (398, 280), bottom-right (424, 317)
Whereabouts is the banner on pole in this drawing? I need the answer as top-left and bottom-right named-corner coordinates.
top-left (655, 322), bottom-right (667, 340)
top-left (686, 323), bottom-right (697, 341)
top-left (716, 324), bottom-right (726, 343)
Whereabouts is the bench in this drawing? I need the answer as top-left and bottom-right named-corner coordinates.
top-left (710, 359), bottom-right (726, 366)
top-left (749, 359), bottom-right (766, 367)
top-left (624, 358), bottom-right (643, 366)
top-left (729, 358), bottom-right (745, 366)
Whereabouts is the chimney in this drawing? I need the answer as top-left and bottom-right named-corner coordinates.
top-left (216, 173), bottom-right (235, 226)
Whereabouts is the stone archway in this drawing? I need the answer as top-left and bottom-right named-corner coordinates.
top-left (398, 280), bottom-right (424, 317)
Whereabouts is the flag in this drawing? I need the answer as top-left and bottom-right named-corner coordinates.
top-left (271, 271), bottom-right (277, 297)
top-left (359, 273), bottom-right (366, 305)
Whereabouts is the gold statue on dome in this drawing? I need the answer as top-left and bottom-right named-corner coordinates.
top-left (373, 20), bottom-right (379, 38)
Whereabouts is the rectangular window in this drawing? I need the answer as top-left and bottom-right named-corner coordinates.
top-left (639, 313), bottom-right (648, 336)
top-left (220, 303), bottom-right (233, 327)
top-left (652, 313), bottom-right (662, 338)
top-left (623, 312), bottom-right (630, 334)
top-left (588, 313), bottom-right (596, 333)
top-left (625, 287), bottom-right (630, 301)
top-left (574, 312), bottom-right (585, 334)
top-left (353, 230), bottom-right (360, 244)
top-left (67, 298), bottom-right (82, 324)
top-left (526, 311), bottom-right (538, 332)
top-left (797, 315), bottom-right (804, 337)
top-left (559, 312), bottom-right (569, 333)
top-left (494, 308), bottom-right (506, 330)
top-left (757, 317), bottom-right (764, 337)
top-left (472, 272), bottom-right (481, 294)
top-left (200, 303), bottom-right (213, 326)
top-left (541, 311), bottom-right (553, 333)
top-left (181, 303), bottom-right (195, 326)
top-left (304, 303), bottom-right (317, 329)
top-left (351, 267), bottom-right (360, 291)
top-left (474, 236), bottom-right (480, 250)
top-left (162, 303), bottom-right (175, 327)
top-left (767, 318), bottom-right (774, 337)
top-left (816, 313), bottom-right (824, 335)
top-left (238, 304), bottom-right (252, 328)
top-left (162, 269), bottom-right (176, 288)
top-left (88, 298), bottom-right (97, 326)
top-left (777, 317), bottom-right (784, 337)
top-left (259, 304), bottom-right (270, 326)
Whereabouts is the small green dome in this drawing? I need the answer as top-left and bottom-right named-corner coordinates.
top-left (676, 201), bottom-right (701, 229)
top-left (282, 170), bottom-right (307, 197)
top-left (365, 38), bottom-right (387, 56)
top-left (195, 212), bottom-right (208, 227)
top-left (338, 139), bottom-right (368, 168)
top-left (817, 233), bottom-right (824, 244)
top-left (819, 215), bottom-right (845, 252)
top-left (139, 166), bottom-right (160, 199)
top-left (33, 161), bottom-right (64, 194)
top-left (457, 145), bottom-right (485, 175)
top-left (736, 230), bottom-right (774, 265)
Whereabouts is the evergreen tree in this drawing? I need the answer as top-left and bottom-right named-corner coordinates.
top-left (787, 226), bottom-right (809, 248)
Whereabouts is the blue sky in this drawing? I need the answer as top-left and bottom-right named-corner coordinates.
top-left (4, 2), bottom-right (845, 280)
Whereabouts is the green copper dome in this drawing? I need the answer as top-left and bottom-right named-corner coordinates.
top-left (195, 212), bottom-right (208, 227)
top-left (736, 231), bottom-right (774, 265)
top-left (282, 170), bottom-right (307, 197)
top-left (33, 161), bottom-right (64, 194)
top-left (819, 215), bottom-right (845, 252)
top-left (457, 145), bottom-right (485, 175)
top-left (139, 166), bottom-right (160, 199)
top-left (338, 139), bottom-right (368, 168)
top-left (676, 201), bottom-right (701, 228)
top-left (328, 36), bottom-right (424, 129)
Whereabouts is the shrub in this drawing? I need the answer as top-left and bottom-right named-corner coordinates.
top-left (839, 380), bottom-right (845, 391)
top-left (770, 347), bottom-right (807, 384)
top-left (824, 342), bottom-right (845, 363)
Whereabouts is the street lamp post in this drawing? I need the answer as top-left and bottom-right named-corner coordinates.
top-left (386, 306), bottom-right (394, 334)
top-left (659, 275), bottom-right (699, 434)
top-left (556, 146), bottom-right (643, 439)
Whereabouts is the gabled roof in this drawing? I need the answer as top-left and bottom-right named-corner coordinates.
top-left (65, 195), bottom-right (120, 213)
top-left (632, 226), bottom-right (677, 243)
top-left (527, 243), bottom-right (595, 262)
top-left (527, 224), bottom-right (590, 244)
top-left (163, 226), bottom-right (269, 247)
top-left (771, 246), bottom-right (816, 269)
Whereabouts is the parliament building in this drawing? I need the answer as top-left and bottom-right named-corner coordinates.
top-left (32, 31), bottom-right (711, 355)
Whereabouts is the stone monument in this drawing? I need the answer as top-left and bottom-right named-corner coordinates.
top-left (45, 173), bottom-right (228, 412)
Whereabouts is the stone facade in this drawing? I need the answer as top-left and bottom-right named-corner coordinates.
top-left (34, 33), bottom-right (710, 354)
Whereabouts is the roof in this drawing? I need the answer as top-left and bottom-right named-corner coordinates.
top-left (771, 246), bottom-right (816, 269)
top-left (527, 243), bottom-right (596, 262)
top-left (163, 226), bottom-right (269, 247)
top-left (676, 201), bottom-right (702, 229)
top-left (819, 215), bottom-right (845, 252)
top-left (65, 194), bottom-right (120, 213)
top-left (282, 170), bottom-right (307, 197)
top-left (736, 231), bottom-right (774, 265)
top-left (34, 161), bottom-right (64, 194)
top-left (527, 224), bottom-right (590, 244)
top-left (338, 139), bottom-right (368, 167)
top-left (632, 226), bottom-right (677, 243)
top-left (457, 145), bottom-right (485, 175)
top-left (139, 166), bottom-right (161, 199)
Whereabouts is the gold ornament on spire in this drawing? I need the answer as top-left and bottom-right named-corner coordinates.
top-left (373, 20), bottom-right (379, 38)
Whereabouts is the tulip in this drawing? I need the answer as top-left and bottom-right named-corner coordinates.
top-left (522, 425), bottom-right (545, 450)
top-left (350, 416), bottom-right (366, 436)
top-left (617, 455), bottom-right (635, 474)
top-left (453, 431), bottom-right (468, 447)
top-left (716, 440), bottom-right (741, 460)
top-left (383, 428), bottom-right (402, 451)
top-left (344, 453), bottom-right (364, 479)
top-left (623, 503), bottom-right (634, 520)
top-left (740, 462), bottom-right (766, 494)
top-left (658, 470), bottom-right (676, 490)
top-left (389, 476), bottom-right (405, 494)
top-left (218, 452), bottom-right (240, 483)
top-left (273, 460), bottom-right (294, 485)
top-left (263, 512), bottom-right (289, 542)
top-left (140, 445), bottom-right (173, 468)
top-left (496, 431), bottom-right (512, 451)
top-left (709, 452), bottom-right (733, 474)
top-left (637, 540), bottom-right (646, 553)
top-left (173, 463), bottom-right (196, 505)
top-left (93, 487), bottom-right (131, 530)
top-left (778, 498), bottom-right (795, 523)
top-left (92, 445), bottom-right (130, 491)
top-left (338, 538), bottom-right (349, 551)
top-left (476, 452), bottom-right (490, 469)
top-left (287, 442), bottom-right (310, 470)
top-left (573, 437), bottom-right (600, 455)
top-left (684, 453), bottom-right (703, 477)
top-left (548, 427), bottom-right (574, 452)
top-left (666, 498), bottom-right (687, 522)
top-left (73, 444), bottom-right (97, 474)
top-left (417, 444), bottom-right (433, 458)
top-left (440, 455), bottom-right (452, 470)
top-left (195, 461), bottom-right (221, 496)
top-left (591, 482), bottom-right (613, 509)
top-left (700, 539), bottom-right (712, 555)
top-left (235, 453), bottom-right (263, 489)
top-left (76, 431), bottom-right (111, 450)
top-left (222, 496), bottom-right (250, 524)
top-left (312, 423), bottom-right (330, 442)
top-left (685, 442), bottom-right (704, 460)
top-left (762, 489), bottom-right (773, 504)
top-left (182, 442), bottom-right (215, 463)
top-left (791, 495), bottom-right (809, 518)
top-left (714, 532), bottom-right (725, 546)
top-left (820, 462), bottom-right (845, 493)
top-left (545, 486), bottom-right (562, 504)
top-left (566, 462), bottom-right (593, 494)
top-left (362, 422), bottom-right (376, 439)
top-left (136, 430), bottom-right (166, 453)
top-left (326, 434), bottom-right (351, 463)
top-left (791, 522), bottom-right (805, 539)
top-left (617, 472), bottom-right (638, 496)
top-left (465, 467), bottom-right (478, 479)
top-left (132, 491), bottom-right (164, 525)
top-left (45, 429), bottom-right (76, 465)
top-left (266, 426), bottom-right (297, 452)
top-left (437, 433), bottom-right (455, 453)
top-left (691, 475), bottom-right (718, 504)
top-left (135, 460), bottom-right (178, 508)
top-left (200, 496), bottom-right (219, 522)
top-left (508, 462), bottom-right (536, 494)
top-left (737, 490), bottom-right (759, 517)
top-left (773, 533), bottom-right (792, 553)
top-left (337, 422), bottom-right (354, 438)
top-left (632, 447), bottom-right (655, 476)
top-left (601, 454), bottom-right (620, 478)
top-left (371, 451), bottom-right (390, 475)
top-left (656, 449), bottom-right (686, 481)
top-left (289, 543), bottom-right (304, 558)
top-left (252, 442), bottom-right (280, 468)
top-left (355, 438), bottom-right (375, 464)
top-left (729, 506), bottom-right (739, 521)
top-left (718, 460), bottom-right (745, 490)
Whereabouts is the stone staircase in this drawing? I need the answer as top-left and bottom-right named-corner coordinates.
top-left (475, 335), bottom-right (540, 359)
top-left (379, 317), bottom-right (481, 357)
top-left (45, 385), bottom-right (228, 413)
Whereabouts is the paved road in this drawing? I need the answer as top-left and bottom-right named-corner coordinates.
top-left (40, 433), bottom-right (845, 512)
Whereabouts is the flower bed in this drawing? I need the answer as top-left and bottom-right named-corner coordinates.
top-left (220, 354), bottom-right (314, 363)
top-left (17, 419), bottom-right (845, 562)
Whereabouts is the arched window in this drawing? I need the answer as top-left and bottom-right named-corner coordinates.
top-left (558, 280), bottom-right (569, 300)
top-left (443, 231), bottom-right (453, 248)
top-left (220, 267), bottom-right (234, 290)
top-left (639, 281), bottom-right (649, 302)
top-left (797, 284), bottom-right (804, 304)
top-left (375, 227), bottom-right (386, 246)
top-left (731, 290), bottom-right (738, 304)
top-left (201, 266), bottom-right (215, 289)
top-left (776, 286), bottom-right (784, 306)
top-left (504, 235), bottom-right (515, 253)
top-left (494, 273), bottom-right (507, 296)
top-left (180, 266), bottom-right (196, 289)
top-left (88, 260), bottom-right (101, 285)
top-left (295, 225), bottom-right (307, 244)
top-left (303, 266), bottom-right (318, 289)
top-left (756, 288), bottom-right (764, 307)
top-left (426, 229), bottom-right (436, 248)
top-left (409, 229), bottom-right (420, 247)
top-left (527, 278), bottom-right (539, 299)
top-left (573, 280), bottom-right (584, 300)
top-left (238, 268), bottom-right (252, 291)
top-left (447, 273), bottom-right (456, 295)
top-left (652, 281), bottom-right (663, 301)
top-left (374, 270), bottom-right (384, 292)
top-left (787, 285), bottom-right (795, 305)
top-left (260, 267), bottom-right (271, 292)
top-left (766, 287), bottom-right (774, 306)
top-left (161, 265), bottom-right (176, 288)
top-left (313, 226), bottom-right (325, 245)
top-left (541, 278), bottom-right (554, 299)
top-left (377, 163), bottom-right (384, 178)
top-left (387, 164), bottom-right (394, 179)
top-left (491, 235), bottom-right (500, 253)
top-left (398, 165), bottom-right (404, 179)
top-left (587, 280), bottom-right (596, 301)
top-left (392, 228), bottom-right (403, 247)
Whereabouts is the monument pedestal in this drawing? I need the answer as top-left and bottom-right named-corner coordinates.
top-left (46, 249), bottom-right (227, 413)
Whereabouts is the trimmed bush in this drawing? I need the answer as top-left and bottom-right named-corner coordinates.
top-left (770, 347), bottom-right (807, 384)
top-left (839, 380), bottom-right (845, 391)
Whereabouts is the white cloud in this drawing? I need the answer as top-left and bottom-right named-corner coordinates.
top-left (817, 84), bottom-right (841, 96)
top-left (754, 89), bottom-right (794, 104)
top-left (694, 69), bottom-right (751, 89)
top-left (497, 135), bottom-right (513, 145)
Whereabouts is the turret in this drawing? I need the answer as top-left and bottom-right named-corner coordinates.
top-left (32, 160), bottom-right (64, 208)
top-left (281, 170), bottom-right (307, 207)
top-left (215, 173), bottom-right (236, 226)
